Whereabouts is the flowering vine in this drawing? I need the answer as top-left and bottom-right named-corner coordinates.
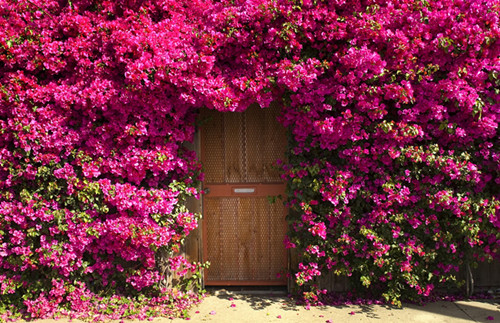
top-left (0, 0), bottom-right (499, 319)
top-left (272, 0), bottom-right (500, 305)
top-left (1, 0), bottom-right (209, 319)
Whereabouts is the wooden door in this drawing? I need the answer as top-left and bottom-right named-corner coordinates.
top-left (200, 103), bottom-right (287, 286)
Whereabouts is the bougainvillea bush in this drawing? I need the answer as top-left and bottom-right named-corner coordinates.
top-left (0, 0), bottom-right (499, 319)
top-left (273, 0), bottom-right (500, 305)
top-left (0, 0), bottom-right (210, 319)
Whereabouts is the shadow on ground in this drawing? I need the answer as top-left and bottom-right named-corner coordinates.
top-left (210, 288), bottom-right (297, 312)
top-left (208, 287), bottom-right (395, 316)
top-left (207, 287), bottom-right (500, 322)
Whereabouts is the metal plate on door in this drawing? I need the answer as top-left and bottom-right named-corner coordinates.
top-left (233, 188), bottom-right (255, 194)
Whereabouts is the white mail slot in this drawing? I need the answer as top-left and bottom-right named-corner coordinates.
top-left (233, 188), bottom-right (255, 194)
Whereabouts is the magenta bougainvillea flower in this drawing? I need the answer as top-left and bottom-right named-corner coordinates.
top-left (0, 0), bottom-right (499, 319)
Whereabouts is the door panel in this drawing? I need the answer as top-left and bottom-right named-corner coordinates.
top-left (245, 105), bottom-right (285, 182)
top-left (200, 103), bottom-right (287, 285)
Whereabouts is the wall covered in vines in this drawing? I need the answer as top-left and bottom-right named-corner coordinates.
top-left (0, 0), bottom-right (499, 319)
top-left (273, 0), bottom-right (500, 305)
top-left (0, 0), bottom-right (211, 319)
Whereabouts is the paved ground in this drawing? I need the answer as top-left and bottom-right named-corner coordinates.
top-left (28, 290), bottom-right (500, 323)
top-left (162, 290), bottom-right (500, 323)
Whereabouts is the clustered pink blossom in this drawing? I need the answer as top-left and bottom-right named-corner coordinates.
top-left (274, 0), bottom-right (500, 305)
top-left (1, 0), bottom-right (207, 319)
top-left (0, 0), bottom-right (499, 318)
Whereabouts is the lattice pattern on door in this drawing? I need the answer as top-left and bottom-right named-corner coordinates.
top-left (204, 197), bottom-right (286, 281)
top-left (200, 102), bottom-right (287, 285)
top-left (201, 103), bottom-right (285, 184)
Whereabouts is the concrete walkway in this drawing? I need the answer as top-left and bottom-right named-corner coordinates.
top-left (163, 290), bottom-right (500, 323)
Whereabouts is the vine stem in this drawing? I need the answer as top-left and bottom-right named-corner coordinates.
top-left (25, 0), bottom-right (56, 22)
top-left (465, 262), bottom-right (474, 298)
